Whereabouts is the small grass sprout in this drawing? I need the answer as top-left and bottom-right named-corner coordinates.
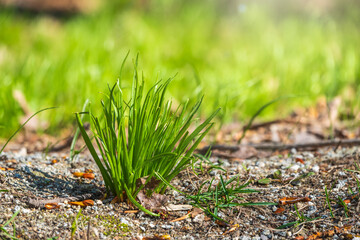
top-left (325, 186), bottom-right (335, 218)
top-left (76, 55), bottom-right (219, 216)
top-left (277, 204), bottom-right (320, 229)
top-left (0, 210), bottom-right (20, 240)
top-left (157, 172), bottom-right (276, 223)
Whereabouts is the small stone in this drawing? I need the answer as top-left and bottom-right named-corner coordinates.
top-left (22, 208), bottom-right (31, 214)
top-left (149, 223), bottom-right (156, 228)
top-left (161, 225), bottom-right (172, 229)
top-left (312, 165), bottom-right (320, 173)
top-left (289, 164), bottom-right (300, 172)
top-left (193, 213), bottom-right (205, 223)
top-left (260, 235), bottom-right (268, 240)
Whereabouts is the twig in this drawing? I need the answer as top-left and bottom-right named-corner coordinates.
top-left (27, 193), bottom-right (95, 208)
top-left (86, 219), bottom-right (91, 240)
top-left (251, 139), bottom-right (360, 150)
top-left (197, 139), bottom-right (360, 153)
top-left (245, 119), bottom-right (308, 130)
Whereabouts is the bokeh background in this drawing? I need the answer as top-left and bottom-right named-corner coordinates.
top-left (1, 0), bottom-right (360, 137)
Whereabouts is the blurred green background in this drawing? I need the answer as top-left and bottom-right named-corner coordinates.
top-left (1, 0), bottom-right (360, 137)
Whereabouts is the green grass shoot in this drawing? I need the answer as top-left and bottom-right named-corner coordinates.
top-left (156, 171), bottom-right (276, 223)
top-left (0, 107), bottom-right (57, 154)
top-left (325, 186), bottom-right (334, 218)
top-left (76, 56), bottom-right (219, 216)
top-left (277, 204), bottom-right (320, 229)
top-left (71, 208), bottom-right (82, 240)
top-left (0, 210), bottom-right (20, 240)
top-left (70, 99), bottom-right (90, 161)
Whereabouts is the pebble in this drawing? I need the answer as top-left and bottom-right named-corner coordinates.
top-left (289, 164), bottom-right (300, 172)
top-left (312, 165), bottom-right (320, 173)
top-left (161, 224), bottom-right (172, 229)
top-left (193, 214), bottom-right (205, 223)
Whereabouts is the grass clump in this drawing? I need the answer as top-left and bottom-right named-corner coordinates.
top-left (76, 56), bottom-right (219, 216)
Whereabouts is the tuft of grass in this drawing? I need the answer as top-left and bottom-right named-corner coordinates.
top-left (277, 204), bottom-right (320, 229)
top-left (76, 56), bottom-right (219, 216)
top-left (0, 210), bottom-right (20, 240)
top-left (156, 172), bottom-right (276, 223)
top-left (70, 208), bottom-right (82, 240)
top-left (325, 186), bottom-right (335, 218)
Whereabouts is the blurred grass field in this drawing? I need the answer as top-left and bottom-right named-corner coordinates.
top-left (0, 0), bottom-right (360, 138)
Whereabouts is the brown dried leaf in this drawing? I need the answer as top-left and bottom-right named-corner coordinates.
top-left (295, 158), bottom-right (305, 164)
top-left (82, 199), bottom-right (94, 206)
top-left (142, 235), bottom-right (170, 240)
top-left (274, 207), bottom-right (285, 215)
top-left (279, 196), bottom-right (311, 205)
top-left (124, 210), bottom-right (139, 214)
top-left (82, 173), bottom-right (95, 179)
top-left (170, 213), bottom-right (190, 222)
top-left (294, 236), bottom-right (305, 240)
top-left (69, 201), bottom-right (86, 207)
top-left (215, 220), bottom-right (229, 227)
top-left (111, 196), bottom-right (119, 204)
top-left (223, 224), bottom-right (239, 235)
top-left (45, 203), bottom-right (59, 210)
top-left (73, 172), bottom-right (84, 177)
top-left (137, 191), bottom-right (168, 210)
top-left (0, 167), bottom-right (15, 171)
top-left (190, 208), bottom-right (203, 218)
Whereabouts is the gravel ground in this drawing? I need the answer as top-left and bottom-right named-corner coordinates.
top-left (1, 146), bottom-right (360, 239)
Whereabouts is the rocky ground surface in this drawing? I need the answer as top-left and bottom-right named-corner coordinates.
top-left (1, 145), bottom-right (360, 240)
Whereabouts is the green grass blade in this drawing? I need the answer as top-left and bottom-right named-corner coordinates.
top-left (70, 99), bottom-right (90, 160)
top-left (0, 107), bottom-right (57, 154)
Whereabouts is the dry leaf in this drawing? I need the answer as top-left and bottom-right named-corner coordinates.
top-left (295, 158), bottom-right (305, 164)
top-left (170, 213), bottom-right (190, 222)
top-left (73, 172), bottom-right (84, 177)
top-left (223, 224), bottom-right (239, 235)
top-left (72, 172), bottom-right (95, 179)
top-left (279, 196), bottom-right (311, 205)
top-left (137, 190), bottom-right (168, 210)
top-left (274, 207), bottom-right (285, 214)
top-left (69, 201), bottom-right (86, 207)
top-left (83, 173), bottom-right (95, 179)
top-left (170, 208), bottom-right (203, 222)
top-left (82, 199), bottom-right (94, 206)
top-left (294, 236), bottom-right (305, 240)
top-left (142, 234), bottom-right (170, 240)
top-left (215, 220), bottom-right (229, 227)
top-left (124, 210), bottom-right (139, 214)
top-left (45, 203), bottom-right (59, 210)
top-left (190, 208), bottom-right (203, 218)
top-left (111, 196), bottom-right (119, 204)
top-left (0, 167), bottom-right (15, 171)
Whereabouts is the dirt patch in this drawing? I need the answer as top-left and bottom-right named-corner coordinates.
top-left (1, 145), bottom-right (360, 239)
